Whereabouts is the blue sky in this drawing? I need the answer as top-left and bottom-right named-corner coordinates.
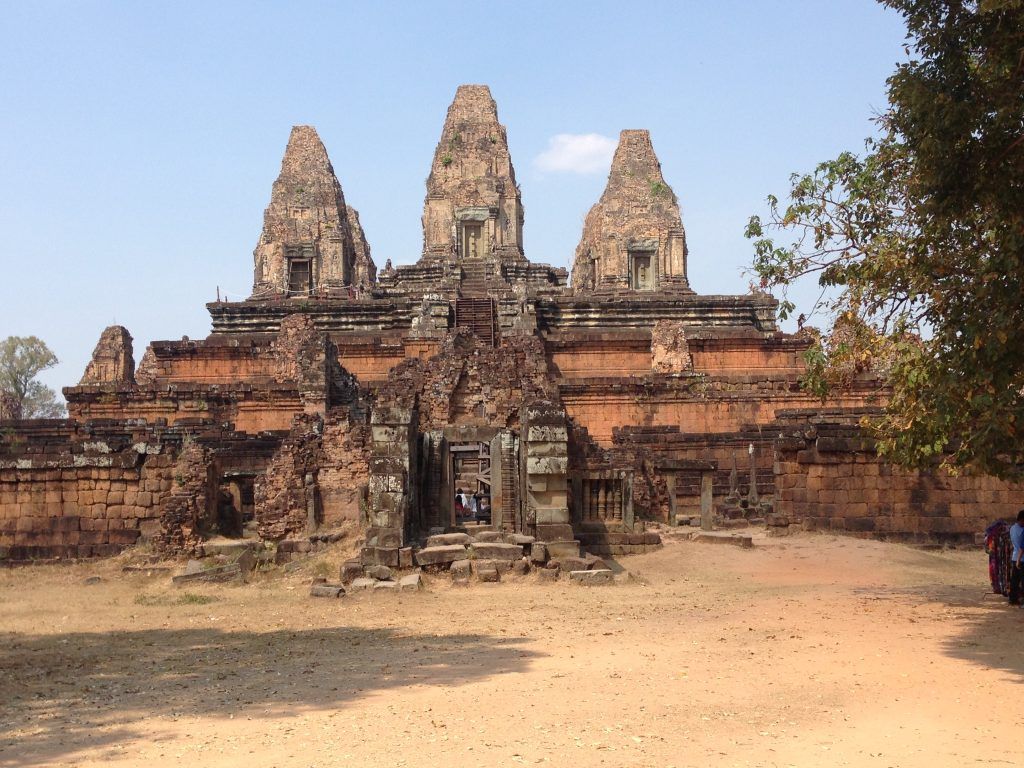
top-left (0, 0), bottom-right (908, 396)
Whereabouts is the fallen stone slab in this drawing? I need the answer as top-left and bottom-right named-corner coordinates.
top-left (537, 568), bottom-right (559, 582)
top-left (468, 542), bottom-right (523, 561)
top-left (203, 539), bottom-right (260, 557)
top-left (546, 540), bottom-right (580, 559)
top-left (340, 560), bottom-right (363, 583)
top-left (348, 577), bottom-right (376, 592)
top-left (471, 530), bottom-right (503, 543)
top-left (559, 556), bottom-right (589, 573)
top-left (504, 533), bottom-right (535, 546)
top-left (426, 532), bottom-right (471, 548)
top-left (364, 565), bottom-right (393, 581)
top-left (121, 565), bottom-right (173, 575)
top-left (171, 563), bottom-right (241, 585)
top-left (415, 544), bottom-right (467, 567)
top-left (399, 573), bottom-right (424, 592)
top-left (692, 532), bottom-right (754, 549)
top-left (373, 579), bottom-right (399, 591)
top-left (529, 542), bottom-right (548, 564)
top-left (475, 562), bottom-right (500, 583)
top-left (450, 559), bottom-right (471, 583)
top-left (569, 569), bottom-right (614, 586)
top-left (511, 558), bottom-right (530, 576)
top-left (310, 583), bottom-right (345, 598)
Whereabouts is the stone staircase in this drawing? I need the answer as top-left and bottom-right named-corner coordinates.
top-left (454, 297), bottom-right (496, 345)
top-left (458, 258), bottom-right (489, 296)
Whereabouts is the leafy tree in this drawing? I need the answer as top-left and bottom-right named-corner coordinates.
top-left (0, 336), bottom-right (66, 419)
top-left (747, 0), bottom-right (1024, 478)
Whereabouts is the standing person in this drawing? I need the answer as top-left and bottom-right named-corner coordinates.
top-left (455, 488), bottom-right (465, 522)
top-left (468, 490), bottom-right (479, 519)
top-left (1010, 510), bottom-right (1024, 606)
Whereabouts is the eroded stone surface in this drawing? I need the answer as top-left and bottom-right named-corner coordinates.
top-left (572, 130), bottom-right (689, 294)
top-left (80, 326), bottom-right (135, 385)
top-left (252, 125), bottom-right (374, 297)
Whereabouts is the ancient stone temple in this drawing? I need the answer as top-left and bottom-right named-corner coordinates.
top-left (2, 84), bottom-right (1022, 565)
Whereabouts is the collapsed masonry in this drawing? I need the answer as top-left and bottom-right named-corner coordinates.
top-left (3, 84), bottom-right (1023, 565)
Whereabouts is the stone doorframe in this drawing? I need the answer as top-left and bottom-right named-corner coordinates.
top-left (656, 459), bottom-right (717, 529)
top-left (438, 425), bottom-right (505, 529)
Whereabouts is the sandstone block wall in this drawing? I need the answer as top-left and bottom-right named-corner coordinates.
top-left (0, 426), bottom-right (176, 560)
top-left (775, 421), bottom-right (1024, 542)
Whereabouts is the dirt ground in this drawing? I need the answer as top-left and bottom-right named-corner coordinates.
top-left (1, 531), bottom-right (1022, 768)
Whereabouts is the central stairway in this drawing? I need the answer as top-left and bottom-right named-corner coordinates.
top-left (454, 297), bottom-right (497, 346)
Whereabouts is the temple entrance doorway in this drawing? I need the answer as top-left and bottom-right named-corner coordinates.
top-left (449, 441), bottom-right (492, 526)
top-left (460, 222), bottom-right (483, 259)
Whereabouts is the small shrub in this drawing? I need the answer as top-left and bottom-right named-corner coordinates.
top-left (441, 154), bottom-right (453, 167)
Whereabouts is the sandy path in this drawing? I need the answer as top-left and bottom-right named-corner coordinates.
top-left (1, 532), bottom-right (1021, 767)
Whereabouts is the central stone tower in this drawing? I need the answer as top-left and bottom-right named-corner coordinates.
top-left (420, 84), bottom-right (525, 266)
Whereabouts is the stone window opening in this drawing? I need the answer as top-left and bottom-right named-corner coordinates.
top-left (288, 259), bottom-right (312, 296)
top-left (629, 251), bottom-right (655, 291)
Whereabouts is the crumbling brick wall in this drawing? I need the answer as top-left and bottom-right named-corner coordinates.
top-left (254, 408), bottom-right (371, 540)
top-left (0, 423), bottom-right (177, 560)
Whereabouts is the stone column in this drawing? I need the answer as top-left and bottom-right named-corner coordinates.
top-left (362, 405), bottom-right (417, 567)
top-left (700, 472), bottom-right (714, 531)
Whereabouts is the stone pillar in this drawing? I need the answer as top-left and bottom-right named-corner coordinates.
top-left (362, 405), bottom-right (417, 567)
top-left (665, 472), bottom-right (678, 526)
top-left (700, 472), bottom-right (714, 531)
top-left (521, 402), bottom-right (571, 542)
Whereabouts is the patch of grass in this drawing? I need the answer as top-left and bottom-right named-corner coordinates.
top-left (441, 154), bottom-right (453, 167)
top-left (134, 592), bottom-right (219, 607)
top-left (310, 560), bottom-right (334, 578)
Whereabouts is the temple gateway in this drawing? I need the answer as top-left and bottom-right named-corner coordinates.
top-left (2, 85), bottom-right (1022, 566)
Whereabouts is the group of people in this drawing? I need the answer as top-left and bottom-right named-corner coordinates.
top-left (985, 509), bottom-right (1024, 606)
top-left (455, 488), bottom-right (491, 524)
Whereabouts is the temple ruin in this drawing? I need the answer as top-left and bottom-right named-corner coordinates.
top-left (2, 84), bottom-right (1022, 568)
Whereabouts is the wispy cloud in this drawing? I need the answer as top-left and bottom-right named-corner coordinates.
top-left (533, 133), bottom-right (616, 174)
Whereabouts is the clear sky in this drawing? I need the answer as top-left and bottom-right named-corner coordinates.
top-left (0, 0), bottom-right (908, 397)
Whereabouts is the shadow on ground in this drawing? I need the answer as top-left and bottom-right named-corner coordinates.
top-left (0, 625), bottom-right (543, 766)
top-left (854, 581), bottom-right (1024, 683)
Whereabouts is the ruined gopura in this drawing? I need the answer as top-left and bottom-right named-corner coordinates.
top-left (3, 85), bottom-right (1023, 565)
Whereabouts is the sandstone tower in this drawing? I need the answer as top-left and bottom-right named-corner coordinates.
top-left (571, 130), bottom-right (690, 294)
top-left (421, 84), bottom-right (525, 265)
top-left (252, 126), bottom-right (375, 298)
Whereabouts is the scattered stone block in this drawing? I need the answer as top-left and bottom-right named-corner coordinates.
top-left (235, 549), bottom-right (256, 573)
top-left (559, 556), bottom-right (589, 572)
top-left (468, 542), bottom-right (523, 561)
top-left (373, 579), bottom-right (399, 591)
top-left (364, 565), bottom-right (393, 581)
top-left (505, 533), bottom-right (535, 546)
top-left (361, 546), bottom-right (400, 567)
top-left (546, 540), bottom-right (580, 559)
top-left (530, 542), bottom-right (548, 564)
top-left (472, 530), bottom-right (503, 543)
top-left (537, 568), bottom-right (559, 582)
top-left (184, 559), bottom-right (205, 575)
top-left (171, 563), bottom-right (241, 585)
top-left (693, 532), bottom-right (754, 549)
top-left (450, 559), bottom-right (471, 582)
top-left (569, 569), bottom-right (613, 585)
top-left (340, 560), bottom-right (363, 583)
top-left (279, 539), bottom-right (312, 554)
top-left (399, 547), bottom-right (414, 569)
top-left (512, 558), bottom-right (529, 576)
top-left (310, 583), bottom-right (345, 598)
top-left (475, 561), bottom-right (500, 582)
top-left (426, 532), bottom-right (471, 548)
top-left (348, 577), bottom-right (376, 592)
top-left (83, 575), bottom-right (102, 585)
top-left (399, 573), bottom-right (423, 592)
top-left (415, 544), bottom-right (467, 567)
